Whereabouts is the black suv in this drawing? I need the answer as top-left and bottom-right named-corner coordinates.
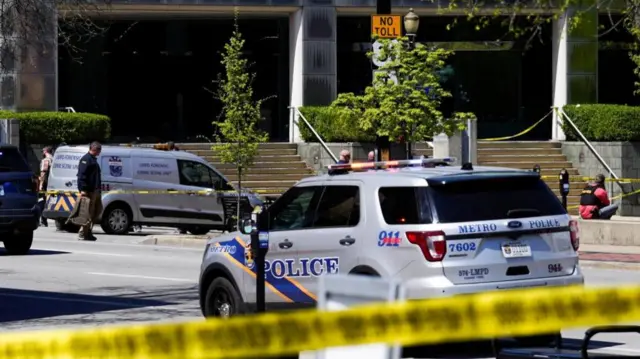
top-left (0, 145), bottom-right (39, 255)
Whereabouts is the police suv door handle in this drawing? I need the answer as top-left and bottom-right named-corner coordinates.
top-left (339, 237), bottom-right (356, 246)
top-left (278, 239), bottom-right (293, 249)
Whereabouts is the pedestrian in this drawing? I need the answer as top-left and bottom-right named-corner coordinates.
top-left (338, 150), bottom-right (351, 164)
top-left (367, 151), bottom-right (375, 162)
top-left (76, 141), bottom-right (103, 241)
top-left (38, 146), bottom-right (54, 227)
top-left (167, 141), bottom-right (180, 151)
top-left (579, 174), bottom-right (618, 220)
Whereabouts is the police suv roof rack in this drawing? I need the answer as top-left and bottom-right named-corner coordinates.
top-left (327, 157), bottom-right (456, 175)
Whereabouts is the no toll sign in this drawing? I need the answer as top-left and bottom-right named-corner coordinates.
top-left (371, 15), bottom-right (402, 38)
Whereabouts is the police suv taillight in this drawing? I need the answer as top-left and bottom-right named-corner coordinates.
top-left (569, 220), bottom-right (580, 251)
top-left (406, 231), bottom-right (446, 261)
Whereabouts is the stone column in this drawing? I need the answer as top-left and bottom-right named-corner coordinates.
top-left (551, 6), bottom-right (598, 140)
top-left (289, 5), bottom-right (337, 143)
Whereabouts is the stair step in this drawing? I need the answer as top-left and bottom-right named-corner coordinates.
top-left (542, 181), bottom-right (586, 190)
top-left (212, 161), bottom-right (309, 169)
top-left (479, 155), bottom-right (567, 162)
top-left (203, 155), bottom-right (301, 163)
top-left (225, 174), bottom-right (315, 181)
top-left (231, 180), bottom-right (298, 188)
top-left (191, 149), bottom-right (298, 156)
top-left (479, 161), bottom-right (574, 169)
top-left (478, 141), bottom-right (562, 149)
top-left (218, 168), bottom-right (314, 175)
top-left (177, 142), bottom-right (297, 151)
top-left (478, 149), bottom-right (563, 156)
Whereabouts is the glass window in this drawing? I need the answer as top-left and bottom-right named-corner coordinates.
top-left (0, 146), bottom-right (29, 172)
top-left (313, 186), bottom-right (360, 228)
top-left (208, 169), bottom-right (234, 192)
top-left (177, 160), bottom-right (212, 188)
top-left (429, 176), bottom-right (566, 223)
top-left (267, 186), bottom-right (321, 231)
top-left (378, 187), bottom-right (432, 225)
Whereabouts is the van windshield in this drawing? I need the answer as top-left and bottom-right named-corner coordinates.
top-left (0, 147), bottom-right (30, 172)
top-left (428, 176), bottom-right (566, 223)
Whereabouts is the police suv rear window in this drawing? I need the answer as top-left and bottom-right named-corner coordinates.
top-left (428, 176), bottom-right (566, 223)
top-left (0, 147), bottom-right (29, 172)
top-left (378, 187), bottom-right (432, 225)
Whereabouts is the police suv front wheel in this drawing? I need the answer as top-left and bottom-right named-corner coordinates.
top-left (204, 277), bottom-right (244, 318)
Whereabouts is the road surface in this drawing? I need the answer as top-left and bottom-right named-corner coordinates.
top-left (1, 226), bottom-right (639, 358)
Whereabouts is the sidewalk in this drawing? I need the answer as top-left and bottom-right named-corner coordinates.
top-left (580, 244), bottom-right (640, 270)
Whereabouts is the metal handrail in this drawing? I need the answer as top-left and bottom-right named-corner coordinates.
top-left (289, 106), bottom-right (339, 164)
top-left (557, 107), bottom-right (627, 193)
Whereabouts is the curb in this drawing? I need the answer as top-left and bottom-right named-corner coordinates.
top-left (140, 236), bottom-right (209, 248)
top-left (580, 260), bottom-right (640, 271)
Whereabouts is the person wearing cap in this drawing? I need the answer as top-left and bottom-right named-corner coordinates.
top-left (579, 174), bottom-right (617, 219)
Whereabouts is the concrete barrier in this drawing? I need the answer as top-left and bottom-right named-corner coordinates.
top-left (578, 217), bottom-right (640, 246)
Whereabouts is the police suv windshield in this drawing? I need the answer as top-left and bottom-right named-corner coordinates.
top-left (0, 147), bottom-right (30, 172)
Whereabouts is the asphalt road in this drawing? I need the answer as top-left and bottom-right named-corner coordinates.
top-left (2, 226), bottom-right (640, 359)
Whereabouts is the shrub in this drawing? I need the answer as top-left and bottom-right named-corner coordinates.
top-left (298, 106), bottom-right (375, 143)
top-left (0, 111), bottom-right (111, 144)
top-left (562, 104), bottom-right (640, 141)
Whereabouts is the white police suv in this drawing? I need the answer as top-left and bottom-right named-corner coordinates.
top-left (199, 158), bottom-right (583, 343)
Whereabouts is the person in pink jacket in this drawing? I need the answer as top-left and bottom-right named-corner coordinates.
top-left (579, 174), bottom-right (617, 219)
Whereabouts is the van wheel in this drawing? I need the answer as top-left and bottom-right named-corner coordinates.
top-left (101, 205), bottom-right (131, 235)
top-left (204, 277), bottom-right (244, 318)
top-left (188, 227), bottom-right (209, 235)
top-left (55, 219), bottom-right (79, 233)
top-left (3, 232), bottom-right (34, 255)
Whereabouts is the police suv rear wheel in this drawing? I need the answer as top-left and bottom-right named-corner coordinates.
top-left (101, 205), bottom-right (131, 235)
top-left (204, 277), bottom-right (243, 318)
top-left (3, 231), bottom-right (34, 255)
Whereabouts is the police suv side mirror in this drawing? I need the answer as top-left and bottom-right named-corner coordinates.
top-left (239, 219), bottom-right (254, 235)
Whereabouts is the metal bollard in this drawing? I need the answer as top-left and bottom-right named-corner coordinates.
top-left (559, 168), bottom-right (570, 210)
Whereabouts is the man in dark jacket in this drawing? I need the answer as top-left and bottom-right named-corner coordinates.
top-left (76, 141), bottom-right (103, 241)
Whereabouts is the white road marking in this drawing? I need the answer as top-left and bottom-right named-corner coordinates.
top-left (87, 272), bottom-right (195, 283)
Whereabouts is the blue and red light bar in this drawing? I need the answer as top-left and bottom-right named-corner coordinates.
top-left (327, 157), bottom-right (456, 174)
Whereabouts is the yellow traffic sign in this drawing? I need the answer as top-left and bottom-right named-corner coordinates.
top-left (371, 15), bottom-right (402, 38)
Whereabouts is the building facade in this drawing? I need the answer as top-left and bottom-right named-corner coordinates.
top-left (1, 2), bottom-right (634, 142)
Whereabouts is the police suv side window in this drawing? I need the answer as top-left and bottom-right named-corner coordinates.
top-left (269, 186), bottom-right (321, 231)
top-left (378, 187), bottom-right (432, 225)
top-left (312, 186), bottom-right (360, 228)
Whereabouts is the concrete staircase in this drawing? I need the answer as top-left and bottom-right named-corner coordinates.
top-left (178, 143), bottom-right (314, 196)
top-left (477, 141), bottom-right (582, 214)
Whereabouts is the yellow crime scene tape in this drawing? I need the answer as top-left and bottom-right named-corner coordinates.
top-left (540, 176), bottom-right (640, 183)
top-left (479, 110), bottom-right (553, 141)
top-left (1, 285), bottom-right (640, 359)
top-left (41, 189), bottom-right (283, 196)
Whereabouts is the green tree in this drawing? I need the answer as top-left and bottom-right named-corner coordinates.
top-left (213, 15), bottom-right (269, 224)
top-left (331, 37), bottom-right (474, 148)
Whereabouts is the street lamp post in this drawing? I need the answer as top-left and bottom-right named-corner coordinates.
top-left (403, 8), bottom-right (419, 159)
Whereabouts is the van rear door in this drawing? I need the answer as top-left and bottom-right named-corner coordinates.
top-left (426, 173), bottom-right (578, 285)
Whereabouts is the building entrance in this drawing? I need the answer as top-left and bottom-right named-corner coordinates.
top-left (59, 17), bottom-right (290, 143)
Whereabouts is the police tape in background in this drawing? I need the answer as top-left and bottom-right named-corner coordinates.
top-left (566, 187), bottom-right (640, 210)
top-left (540, 176), bottom-right (640, 183)
top-left (42, 189), bottom-right (283, 196)
top-left (2, 285), bottom-right (640, 359)
top-left (479, 110), bottom-right (553, 141)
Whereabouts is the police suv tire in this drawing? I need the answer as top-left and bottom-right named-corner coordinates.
top-left (204, 277), bottom-right (244, 318)
top-left (100, 205), bottom-right (131, 235)
top-left (3, 231), bottom-right (34, 255)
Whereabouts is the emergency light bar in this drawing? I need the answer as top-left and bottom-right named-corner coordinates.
top-left (327, 157), bottom-right (456, 174)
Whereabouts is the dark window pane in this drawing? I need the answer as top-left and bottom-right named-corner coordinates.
top-left (313, 185), bottom-right (360, 228)
top-left (378, 187), bottom-right (432, 225)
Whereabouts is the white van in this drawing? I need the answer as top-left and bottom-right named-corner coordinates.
top-left (43, 145), bottom-right (262, 235)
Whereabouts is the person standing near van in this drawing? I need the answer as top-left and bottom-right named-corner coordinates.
top-left (76, 141), bottom-right (103, 241)
top-left (38, 146), bottom-right (54, 227)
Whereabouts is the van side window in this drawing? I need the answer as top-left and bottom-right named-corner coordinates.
top-left (208, 169), bottom-right (234, 191)
top-left (177, 160), bottom-right (213, 188)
